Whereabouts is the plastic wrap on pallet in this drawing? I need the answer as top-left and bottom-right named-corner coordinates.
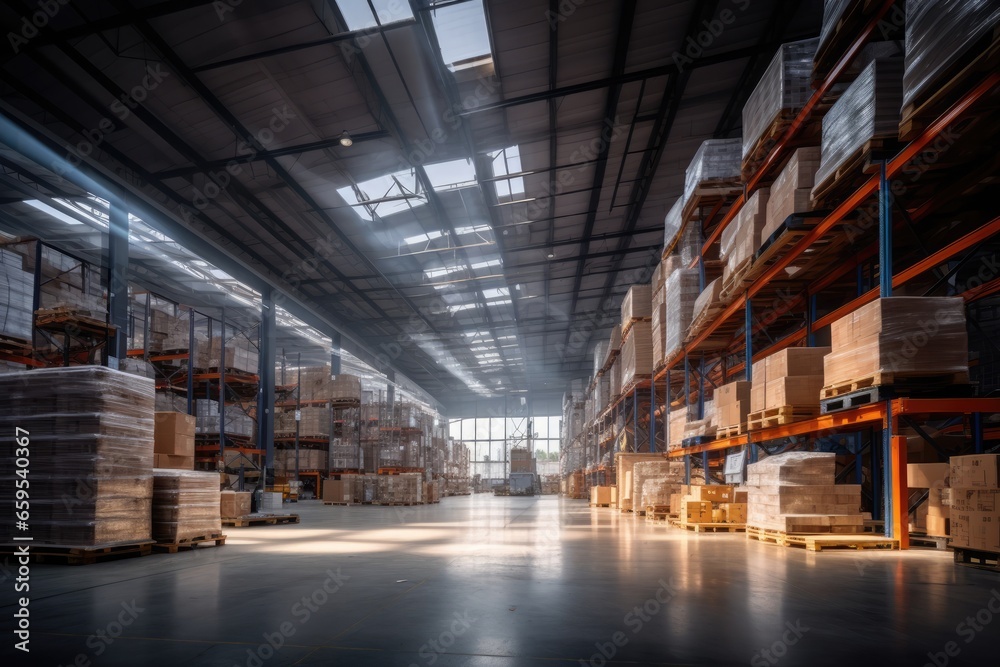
top-left (152, 469), bottom-right (221, 542)
top-left (668, 407), bottom-right (689, 451)
top-left (0, 248), bottom-right (33, 341)
top-left (683, 138), bottom-right (742, 204)
top-left (593, 340), bottom-right (608, 377)
top-left (763, 148), bottom-right (821, 242)
top-left (275, 406), bottom-right (331, 436)
top-left (663, 197), bottom-right (685, 250)
top-left (375, 473), bottom-right (424, 504)
top-left (823, 297), bottom-right (969, 388)
top-left (651, 299), bottom-right (666, 369)
top-left (633, 460), bottom-right (687, 513)
top-left (691, 278), bottom-right (724, 328)
top-left (621, 283), bottom-right (652, 323)
top-left (746, 451), bottom-right (863, 533)
top-left (816, 0), bottom-right (854, 59)
top-left (721, 188), bottom-right (769, 271)
top-left (609, 324), bottom-right (622, 353)
top-left (195, 399), bottom-right (255, 437)
top-left (813, 58), bottom-right (904, 196)
top-left (902, 0), bottom-right (1000, 109)
top-left (742, 38), bottom-right (819, 160)
top-left (678, 215), bottom-right (702, 267)
top-left (683, 400), bottom-right (715, 439)
top-left (610, 356), bottom-right (622, 398)
top-left (0, 366), bottom-right (154, 546)
top-left (621, 320), bottom-right (653, 387)
top-left (663, 268), bottom-right (701, 361)
top-left (194, 336), bottom-right (259, 374)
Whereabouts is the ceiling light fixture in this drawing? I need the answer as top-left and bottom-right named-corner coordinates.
top-left (546, 251), bottom-right (555, 259)
top-left (338, 131), bottom-right (353, 147)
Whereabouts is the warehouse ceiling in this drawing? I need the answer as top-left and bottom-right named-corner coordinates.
top-left (0, 0), bottom-right (823, 409)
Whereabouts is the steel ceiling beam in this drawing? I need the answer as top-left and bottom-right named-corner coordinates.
top-left (558, 0), bottom-right (637, 355)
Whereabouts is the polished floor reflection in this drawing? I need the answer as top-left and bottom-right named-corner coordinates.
top-left (15, 495), bottom-right (1000, 666)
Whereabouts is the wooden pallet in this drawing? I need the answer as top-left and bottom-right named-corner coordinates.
top-left (909, 533), bottom-right (949, 551)
top-left (1, 541), bottom-right (154, 565)
top-left (681, 181), bottom-right (744, 226)
top-left (621, 316), bottom-right (652, 339)
top-left (35, 309), bottom-right (117, 336)
top-left (223, 514), bottom-right (300, 527)
top-left (741, 110), bottom-right (806, 179)
top-left (719, 257), bottom-right (754, 302)
top-left (899, 27), bottom-right (1000, 141)
top-left (953, 547), bottom-right (1000, 572)
top-left (747, 405), bottom-right (819, 429)
top-left (620, 375), bottom-right (652, 396)
top-left (746, 526), bottom-right (898, 551)
top-left (716, 423), bottom-right (746, 439)
top-left (671, 520), bottom-right (746, 533)
top-left (686, 299), bottom-right (732, 350)
top-left (323, 502), bottom-right (358, 506)
top-left (153, 533), bottom-right (226, 554)
top-left (0, 333), bottom-right (32, 355)
top-left (820, 372), bottom-right (970, 399)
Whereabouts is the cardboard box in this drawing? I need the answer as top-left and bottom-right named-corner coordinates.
top-left (220, 490), bottom-right (251, 518)
top-left (951, 454), bottom-right (1000, 490)
top-left (925, 515), bottom-right (949, 538)
top-left (907, 463), bottom-right (950, 489)
top-left (715, 381), bottom-right (752, 406)
top-left (682, 499), bottom-right (712, 522)
top-left (154, 411), bottom-right (196, 457)
top-left (690, 485), bottom-right (735, 503)
top-left (766, 347), bottom-right (830, 378)
top-left (154, 454), bottom-right (194, 470)
top-left (734, 489), bottom-right (749, 504)
top-left (764, 375), bottom-right (825, 409)
top-left (720, 502), bottom-right (747, 524)
top-left (950, 510), bottom-right (1000, 551)
top-left (591, 486), bottom-right (613, 506)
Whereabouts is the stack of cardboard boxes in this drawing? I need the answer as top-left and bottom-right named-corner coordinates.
top-left (715, 381), bottom-right (752, 437)
top-left (907, 462), bottom-right (950, 538)
top-left (154, 411), bottom-right (196, 470)
top-left (762, 147), bottom-right (821, 242)
top-left (674, 485), bottom-right (747, 525)
top-left (746, 452), bottom-right (864, 534)
top-left (750, 347), bottom-right (830, 426)
top-left (615, 452), bottom-right (668, 512)
top-left (590, 486), bottom-right (615, 507)
top-left (822, 297), bottom-right (969, 393)
top-left (151, 470), bottom-right (222, 543)
top-left (220, 490), bottom-right (252, 519)
top-left (951, 454), bottom-right (1000, 553)
top-left (632, 460), bottom-right (687, 515)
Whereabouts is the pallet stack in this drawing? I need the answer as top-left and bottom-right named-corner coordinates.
top-left (749, 346), bottom-right (830, 428)
top-left (950, 454), bottom-right (1000, 558)
top-left (0, 247), bottom-right (33, 343)
top-left (672, 485), bottom-right (747, 530)
top-left (0, 367), bottom-right (155, 548)
top-left (720, 187), bottom-right (769, 298)
top-left (590, 485), bottom-right (615, 508)
top-left (907, 462), bottom-right (950, 540)
top-left (762, 147), bottom-right (822, 243)
top-left (615, 452), bottom-right (667, 512)
top-left (663, 268), bottom-right (700, 363)
top-left (194, 336), bottom-right (259, 374)
top-left (194, 398), bottom-right (254, 438)
top-left (376, 473), bottom-right (423, 505)
top-left (715, 381), bottom-right (751, 438)
top-left (151, 470), bottom-right (223, 544)
top-left (632, 460), bottom-right (686, 516)
top-left (746, 452), bottom-right (864, 535)
top-left (821, 297), bottom-right (969, 399)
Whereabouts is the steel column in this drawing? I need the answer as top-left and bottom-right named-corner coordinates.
top-left (701, 451), bottom-right (709, 484)
top-left (649, 379), bottom-right (656, 453)
top-left (331, 332), bottom-right (342, 375)
top-left (258, 287), bottom-right (276, 474)
top-left (295, 353), bottom-right (301, 482)
top-left (684, 454), bottom-right (691, 485)
top-left (106, 197), bottom-right (129, 366)
top-left (879, 161), bottom-right (893, 298)
top-left (973, 412), bottom-right (984, 453)
top-left (871, 428), bottom-right (881, 522)
top-left (187, 307), bottom-right (195, 416)
top-left (807, 295), bottom-right (817, 347)
top-left (219, 308), bottom-right (226, 458)
top-left (745, 297), bottom-right (753, 381)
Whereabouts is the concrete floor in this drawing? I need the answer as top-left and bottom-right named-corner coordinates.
top-left (8, 495), bottom-right (1000, 666)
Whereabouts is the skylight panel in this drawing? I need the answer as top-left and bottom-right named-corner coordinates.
top-left (447, 303), bottom-right (478, 313)
top-left (489, 146), bottom-right (525, 199)
top-left (430, 0), bottom-right (492, 70)
top-left (481, 287), bottom-right (509, 299)
top-left (337, 169), bottom-right (424, 221)
top-left (424, 159), bottom-right (477, 190)
top-left (336, 0), bottom-right (414, 31)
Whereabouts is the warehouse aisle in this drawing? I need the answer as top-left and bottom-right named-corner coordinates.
top-left (17, 496), bottom-right (1000, 666)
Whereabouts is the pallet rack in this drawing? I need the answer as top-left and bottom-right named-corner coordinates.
top-left (584, 3), bottom-right (1000, 548)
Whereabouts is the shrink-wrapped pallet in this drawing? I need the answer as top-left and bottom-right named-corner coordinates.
top-left (742, 39), bottom-right (819, 162)
top-left (651, 298), bottom-right (666, 369)
top-left (823, 297), bottom-right (969, 389)
top-left (902, 0), bottom-right (1000, 110)
top-left (195, 399), bottom-right (254, 438)
top-left (593, 340), bottom-right (608, 376)
top-left (0, 367), bottom-right (155, 546)
top-left (610, 356), bottom-right (622, 398)
top-left (663, 268), bottom-right (700, 361)
top-left (376, 473), bottom-right (423, 504)
top-left (275, 406), bottom-right (331, 436)
top-left (683, 400), bottom-right (715, 440)
top-left (0, 248), bottom-right (33, 341)
top-left (721, 188), bottom-right (769, 278)
top-left (763, 148), bottom-right (821, 242)
top-left (747, 452), bottom-right (863, 533)
top-left (615, 452), bottom-right (667, 511)
top-left (152, 470), bottom-right (222, 542)
top-left (621, 284), bottom-right (652, 324)
top-left (684, 138), bottom-right (742, 204)
top-left (690, 278), bottom-right (724, 332)
top-left (668, 407), bottom-right (688, 452)
top-left (663, 197), bottom-right (685, 252)
top-left (633, 460), bottom-right (687, 513)
top-left (813, 58), bottom-right (904, 197)
top-left (816, 0), bottom-right (854, 65)
top-left (621, 320), bottom-right (653, 387)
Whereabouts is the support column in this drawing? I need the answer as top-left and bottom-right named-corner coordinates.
top-left (701, 451), bottom-right (709, 484)
top-left (106, 197), bottom-right (129, 366)
top-left (632, 386), bottom-right (639, 452)
top-left (219, 308), bottom-right (226, 458)
top-left (890, 434), bottom-right (909, 549)
top-left (331, 332), bottom-right (342, 375)
top-left (745, 296), bottom-right (753, 381)
top-left (649, 379), bottom-right (656, 453)
top-left (258, 287), bottom-right (276, 475)
top-left (973, 412), bottom-right (984, 453)
top-left (879, 162), bottom-right (893, 537)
